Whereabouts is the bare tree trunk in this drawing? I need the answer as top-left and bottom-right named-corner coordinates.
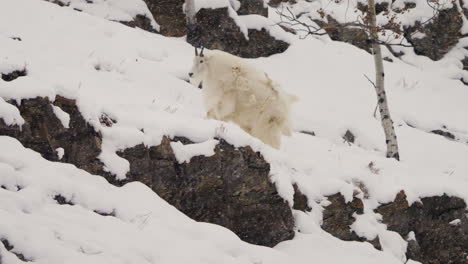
top-left (367, 0), bottom-right (400, 160)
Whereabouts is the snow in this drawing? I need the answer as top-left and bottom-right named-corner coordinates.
top-left (52, 105), bottom-right (70, 129)
top-left (406, 231), bottom-right (416, 241)
top-left (449, 219), bottom-right (461, 225)
top-left (56, 148), bottom-right (65, 160)
top-left (269, 0), bottom-right (468, 83)
top-left (46, 0), bottom-right (159, 31)
top-left (0, 135), bottom-right (403, 264)
top-left (0, 0), bottom-right (467, 263)
top-left (171, 139), bottom-right (219, 163)
top-left (239, 14), bottom-right (293, 43)
top-left (194, 0), bottom-right (233, 12)
top-left (0, 97), bottom-right (24, 127)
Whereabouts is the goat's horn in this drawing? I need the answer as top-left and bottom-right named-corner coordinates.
top-left (195, 47), bottom-right (199, 56)
top-left (200, 47), bottom-right (205, 57)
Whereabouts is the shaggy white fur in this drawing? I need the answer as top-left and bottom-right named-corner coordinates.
top-left (189, 49), bottom-right (297, 149)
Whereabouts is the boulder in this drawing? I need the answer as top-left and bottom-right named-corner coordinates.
top-left (268, 0), bottom-right (297, 8)
top-left (376, 191), bottom-right (468, 264)
top-left (188, 7), bottom-right (289, 58)
top-left (118, 14), bottom-right (157, 33)
top-left (314, 15), bottom-right (371, 53)
top-left (117, 138), bottom-right (295, 247)
top-left (0, 96), bottom-right (105, 176)
top-left (404, 6), bottom-right (463, 61)
top-left (237, 0), bottom-right (268, 17)
top-left (142, 0), bottom-right (186, 36)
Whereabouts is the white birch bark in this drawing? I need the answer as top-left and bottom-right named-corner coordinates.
top-left (367, 0), bottom-right (400, 160)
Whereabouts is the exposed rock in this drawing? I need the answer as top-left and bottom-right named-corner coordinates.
top-left (0, 239), bottom-right (30, 262)
top-left (99, 113), bottom-right (116, 127)
top-left (0, 96), bottom-right (105, 175)
top-left (53, 194), bottom-right (74, 206)
top-left (343, 129), bottom-right (355, 144)
top-left (141, 0), bottom-right (288, 57)
top-left (10, 36), bottom-right (22, 41)
top-left (244, 28), bottom-right (290, 58)
top-left (0, 96), bottom-right (294, 247)
top-left (117, 138), bottom-right (295, 247)
top-left (268, 0), bottom-right (297, 8)
top-left (44, 0), bottom-right (69, 7)
top-left (320, 193), bottom-right (382, 249)
top-left (313, 3), bottom-right (462, 62)
top-left (376, 191), bottom-right (468, 264)
top-left (142, 0), bottom-right (186, 36)
top-left (315, 16), bottom-right (371, 53)
top-left (118, 14), bottom-right (157, 33)
top-left (404, 6), bottom-right (463, 61)
top-left (293, 184), bottom-right (311, 211)
top-left (322, 193), bottom-right (364, 240)
top-left (321, 189), bottom-right (468, 264)
top-left (188, 7), bottom-right (289, 58)
top-left (300, 130), bottom-right (315, 136)
top-left (431, 129), bottom-right (456, 140)
top-left (463, 56), bottom-right (468, 71)
top-left (406, 235), bottom-right (423, 262)
top-left (2, 96), bottom-right (466, 259)
top-left (238, 0), bottom-right (268, 17)
top-left (1, 68), bottom-right (27, 82)
top-left (356, 2), bottom-right (390, 15)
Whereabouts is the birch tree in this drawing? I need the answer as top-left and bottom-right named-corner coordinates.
top-left (275, 1), bottom-right (410, 161)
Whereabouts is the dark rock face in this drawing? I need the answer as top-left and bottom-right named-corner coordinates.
top-left (343, 130), bottom-right (355, 144)
top-left (463, 56), bottom-right (468, 71)
top-left (123, 0), bottom-right (288, 57)
top-left (293, 184), bottom-right (311, 211)
top-left (238, 0), bottom-right (268, 17)
top-left (142, 0), bottom-right (186, 36)
top-left (189, 7), bottom-right (289, 58)
top-left (117, 138), bottom-right (295, 247)
top-left (404, 6), bottom-right (463, 61)
top-left (268, 0), bottom-right (297, 8)
top-left (431, 129), bottom-right (456, 140)
top-left (321, 191), bottom-right (468, 264)
top-left (312, 4), bottom-right (462, 63)
top-left (376, 191), bottom-right (468, 264)
top-left (315, 16), bottom-right (371, 53)
top-left (0, 97), bottom-right (106, 175)
top-left (0, 96), bottom-right (294, 247)
top-left (321, 193), bottom-right (374, 244)
top-left (1, 68), bottom-right (27, 82)
top-left (118, 14), bottom-right (157, 33)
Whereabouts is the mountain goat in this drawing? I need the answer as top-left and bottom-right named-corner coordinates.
top-left (189, 48), bottom-right (297, 149)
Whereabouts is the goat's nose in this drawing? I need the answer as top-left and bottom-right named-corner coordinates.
top-left (189, 72), bottom-right (193, 77)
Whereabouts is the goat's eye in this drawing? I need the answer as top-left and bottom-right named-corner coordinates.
top-left (200, 60), bottom-right (204, 63)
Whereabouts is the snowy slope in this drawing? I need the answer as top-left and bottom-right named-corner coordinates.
top-left (44, 0), bottom-right (159, 31)
top-left (0, 0), bottom-right (467, 263)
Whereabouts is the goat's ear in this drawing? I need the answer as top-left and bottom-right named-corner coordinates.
top-left (200, 47), bottom-right (205, 57)
top-left (195, 47), bottom-right (199, 56)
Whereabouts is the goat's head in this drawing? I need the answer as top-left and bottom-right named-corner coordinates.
top-left (189, 47), bottom-right (207, 88)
